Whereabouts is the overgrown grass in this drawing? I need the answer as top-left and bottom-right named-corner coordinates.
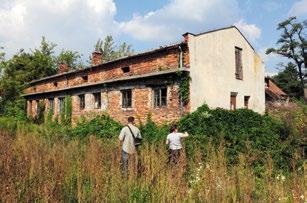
top-left (0, 129), bottom-right (305, 202)
top-left (0, 103), bottom-right (305, 202)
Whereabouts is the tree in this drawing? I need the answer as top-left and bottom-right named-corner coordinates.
top-left (94, 35), bottom-right (134, 62)
top-left (272, 62), bottom-right (302, 98)
top-left (266, 16), bottom-right (306, 97)
top-left (0, 46), bottom-right (4, 62)
top-left (0, 37), bottom-right (85, 119)
top-left (30, 36), bottom-right (58, 78)
top-left (57, 50), bottom-right (83, 70)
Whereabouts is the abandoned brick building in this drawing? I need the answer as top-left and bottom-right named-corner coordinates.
top-left (23, 26), bottom-right (265, 124)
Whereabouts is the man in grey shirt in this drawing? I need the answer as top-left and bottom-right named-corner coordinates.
top-left (119, 116), bottom-right (142, 173)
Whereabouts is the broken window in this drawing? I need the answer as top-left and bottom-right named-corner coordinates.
top-left (48, 98), bottom-right (54, 114)
top-left (79, 94), bottom-right (85, 110)
top-left (244, 96), bottom-right (250, 109)
top-left (94, 92), bottom-right (101, 109)
top-left (230, 92), bottom-right (237, 110)
top-left (235, 47), bottom-right (243, 80)
top-left (36, 100), bottom-right (40, 115)
top-left (153, 87), bottom-right (167, 107)
top-left (122, 89), bottom-right (132, 108)
top-left (28, 100), bottom-right (32, 115)
top-left (121, 66), bottom-right (130, 73)
top-left (58, 97), bottom-right (65, 113)
top-left (82, 75), bottom-right (88, 82)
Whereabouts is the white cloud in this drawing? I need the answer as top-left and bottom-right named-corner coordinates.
top-left (265, 71), bottom-right (277, 77)
top-left (289, 0), bottom-right (307, 17)
top-left (0, 0), bottom-right (263, 59)
top-left (120, 0), bottom-right (242, 42)
top-left (234, 19), bottom-right (261, 42)
top-left (0, 0), bottom-right (118, 57)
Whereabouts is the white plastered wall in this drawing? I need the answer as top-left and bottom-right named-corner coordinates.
top-left (188, 27), bottom-right (265, 114)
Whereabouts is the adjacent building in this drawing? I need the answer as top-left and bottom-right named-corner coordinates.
top-left (23, 26), bottom-right (265, 124)
top-left (265, 77), bottom-right (288, 102)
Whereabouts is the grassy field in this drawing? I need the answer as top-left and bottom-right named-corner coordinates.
top-left (0, 103), bottom-right (306, 202)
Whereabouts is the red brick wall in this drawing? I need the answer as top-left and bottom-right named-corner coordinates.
top-left (69, 84), bottom-right (183, 125)
top-left (25, 44), bottom-right (190, 124)
top-left (25, 45), bottom-right (189, 94)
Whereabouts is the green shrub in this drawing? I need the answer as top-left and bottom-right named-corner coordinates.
top-left (72, 114), bottom-right (122, 139)
top-left (0, 102), bottom-right (302, 173)
top-left (2, 99), bottom-right (27, 121)
top-left (139, 114), bottom-right (169, 142)
top-left (61, 96), bottom-right (72, 126)
top-left (178, 104), bottom-right (297, 172)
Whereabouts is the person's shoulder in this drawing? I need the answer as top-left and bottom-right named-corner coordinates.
top-left (175, 132), bottom-right (184, 137)
top-left (121, 126), bottom-right (129, 131)
top-left (167, 133), bottom-right (173, 138)
top-left (130, 124), bottom-right (139, 130)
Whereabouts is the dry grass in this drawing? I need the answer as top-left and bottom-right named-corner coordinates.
top-left (0, 129), bottom-right (305, 202)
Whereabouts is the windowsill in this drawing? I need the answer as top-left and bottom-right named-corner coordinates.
top-left (121, 107), bottom-right (133, 111)
top-left (235, 74), bottom-right (243, 80)
top-left (153, 105), bottom-right (167, 109)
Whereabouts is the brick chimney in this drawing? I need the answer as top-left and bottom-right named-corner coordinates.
top-left (58, 62), bottom-right (69, 74)
top-left (92, 51), bottom-right (103, 66)
top-left (182, 33), bottom-right (190, 43)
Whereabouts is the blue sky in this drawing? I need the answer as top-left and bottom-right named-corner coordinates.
top-left (0, 0), bottom-right (306, 75)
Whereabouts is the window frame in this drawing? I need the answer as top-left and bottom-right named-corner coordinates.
top-left (58, 97), bottom-right (65, 113)
top-left (230, 92), bottom-right (237, 110)
top-left (48, 98), bottom-right (54, 114)
top-left (244, 96), bottom-right (250, 109)
top-left (121, 89), bottom-right (132, 108)
top-left (153, 87), bottom-right (167, 108)
top-left (121, 66), bottom-right (130, 73)
top-left (93, 92), bottom-right (101, 109)
top-left (36, 100), bottom-right (40, 115)
top-left (82, 75), bottom-right (88, 82)
top-left (235, 46), bottom-right (243, 80)
top-left (78, 94), bottom-right (85, 110)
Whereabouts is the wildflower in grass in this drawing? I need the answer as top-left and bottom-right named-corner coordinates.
top-left (300, 195), bottom-right (304, 200)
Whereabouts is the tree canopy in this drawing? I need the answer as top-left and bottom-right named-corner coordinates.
top-left (272, 62), bottom-right (302, 98)
top-left (94, 35), bottom-right (133, 62)
top-left (266, 16), bottom-right (306, 97)
top-left (0, 35), bottom-right (133, 119)
top-left (0, 37), bottom-right (82, 118)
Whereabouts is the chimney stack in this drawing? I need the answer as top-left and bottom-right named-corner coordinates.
top-left (182, 33), bottom-right (190, 43)
top-left (58, 62), bottom-right (69, 74)
top-left (92, 51), bottom-right (103, 66)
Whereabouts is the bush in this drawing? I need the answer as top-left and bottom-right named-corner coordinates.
top-left (0, 102), bottom-right (302, 173)
top-left (178, 104), bottom-right (297, 172)
top-left (72, 114), bottom-right (122, 139)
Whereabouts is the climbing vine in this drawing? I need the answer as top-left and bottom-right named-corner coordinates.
top-left (35, 100), bottom-right (45, 124)
top-left (177, 72), bottom-right (191, 105)
top-left (60, 96), bottom-right (72, 126)
top-left (46, 108), bottom-right (53, 123)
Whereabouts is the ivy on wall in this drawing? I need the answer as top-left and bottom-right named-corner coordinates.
top-left (46, 108), bottom-right (53, 123)
top-left (60, 96), bottom-right (72, 126)
top-left (177, 72), bottom-right (191, 105)
top-left (35, 100), bottom-right (45, 124)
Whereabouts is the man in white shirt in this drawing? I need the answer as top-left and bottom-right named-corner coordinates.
top-left (166, 124), bottom-right (189, 165)
top-left (119, 116), bottom-right (142, 173)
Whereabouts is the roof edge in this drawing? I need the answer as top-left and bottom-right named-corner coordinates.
top-left (22, 68), bottom-right (190, 97)
top-left (185, 25), bottom-right (255, 52)
top-left (28, 42), bottom-right (186, 86)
